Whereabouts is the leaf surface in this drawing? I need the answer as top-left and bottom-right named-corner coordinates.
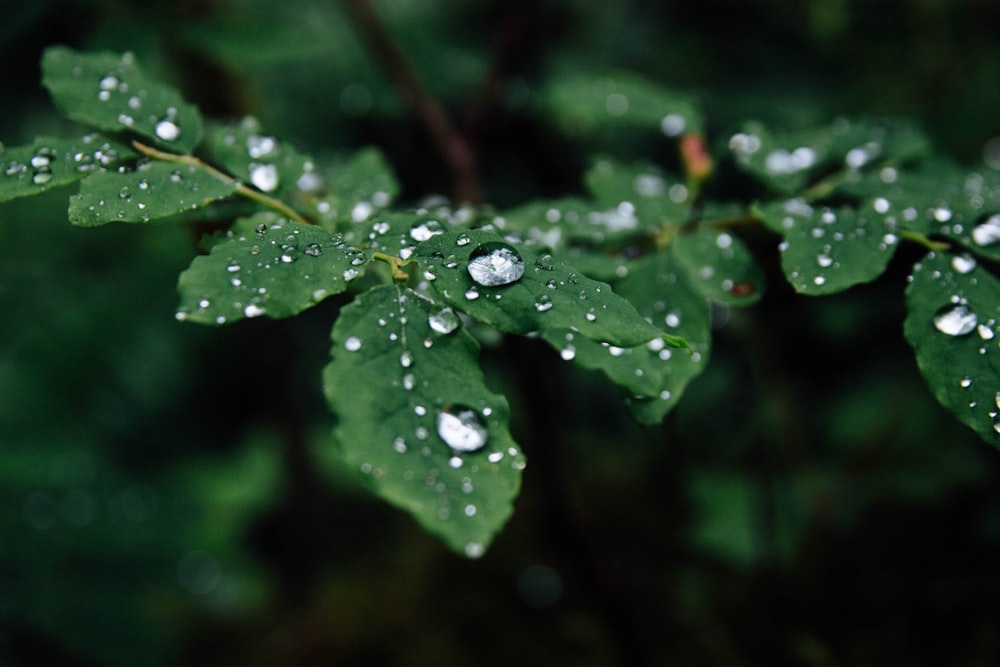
top-left (413, 230), bottom-right (665, 347)
top-left (0, 134), bottom-right (135, 202)
top-left (904, 251), bottom-right (1000, 445)
top-left (323, 285), bottom-right (525, 556)
top-left (42, 46), bottom-right (203, 153)
top-left (176, 214), bottom-right (371, 324)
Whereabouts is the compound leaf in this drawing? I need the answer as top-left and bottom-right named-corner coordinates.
top-left (323, 284), bottom-right (525, 557)
top-left (904, 251), bottom-right (1000, 445)
top-left (176, 214), bottom-right (371, 324)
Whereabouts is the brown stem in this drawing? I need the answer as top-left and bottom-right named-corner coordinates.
top-left (343, 0), bottom-right (482, 204)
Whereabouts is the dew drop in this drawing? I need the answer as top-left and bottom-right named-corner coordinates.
top-left (456, 233), bottom-right (471, 247)
top-left (249, 164), bottom-right (279, 192)
top-left (560, 345), bottom-right (576, 361)
top-left (428, 307), bottom-right (460, 334)
top-left (977, 324), bottom-right (995, 340)
top-left (155, 120), bottom-right (181, 142)
top-left (437, 405), bottom-right (489, 452)
top-left (243, 304), bottom-right (264, 318)
top-left (464, 287), bottom-right (480, 301)
top-left (951, 254), bottom-right (977, 274)
top-left (467, 242), bottom-right (525, 287)
top-left (303, 243), bottom-right (322, 257)
top-left (344, 336), bottom-right (362, 351)
top-left (972, 214), bottom-right (1000, 246)
top-left (534, 295), bottom-right (553, 312)
top-left (933, 303), bottom-right (978, 336)
top-left (400, 351), bottom-right (414, 368)
top-left (959, 376), bottom-right (973, 388)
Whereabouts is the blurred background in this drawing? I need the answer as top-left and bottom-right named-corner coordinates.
top-left (2, 0), bottom-right (1000, 664)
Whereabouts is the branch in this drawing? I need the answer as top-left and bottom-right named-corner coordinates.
top-left (343, 0), bottom-right (482, 204)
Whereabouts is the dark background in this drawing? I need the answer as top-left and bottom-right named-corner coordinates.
top-left (2, 0), bottom-right (1000, 664)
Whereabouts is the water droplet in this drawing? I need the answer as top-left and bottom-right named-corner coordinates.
top-left (344, 336), bottom-right (362, 351)
top-left (437, 405), bottom-right (489, 452)
top-left (303, 243), bottom-right (322, 257)
top-left (244, 304), bottom-right (264, 318)
top-left (464, 287), bottom-right (480, 301)
top-left (960, 376), bottom-right (973, 388)
top-left (456, 233), bottom-right (471, 247)
top-left (933, 303), bottom-right (978, 336)
top-left (978, 323), bottom-right (995, 340)
top-left (343, 268), bottom-right (360, 281)
top-left (465, 542), bottom-right (484, 559)
top-left (246, 135), bottom-right (277, 159)
top-left (467, 242), bottom-right (525, 287)
top-left (534, 295), bottom-right (553, 312)
top-left (399, 351), bottom-right (414, 368)
top-left (585, 309), bottom-right (597, 322)
top-left (660, 113), bottom-right (686, 137)
top-left (249, 163), bottom-right (279, 192)
top-left (951, 254), bottom-right (977, 274)
top-left (155, 119), bottom-right (181, 142)
top-left (428, 307), bottom-right (460, 334)
top-left (972, 214), bottom-right (1000, 246)
top-left (817, 253), bottom-right (833, 268)
top-left (560, 345), bottom-right (576, 361)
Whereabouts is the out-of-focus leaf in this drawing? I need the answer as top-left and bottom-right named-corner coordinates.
top-left (585, 158), bottom-right (692, 232)
top-left (670, 229), bottom-right (765, 305)
top-left (42, 46), bottom-right (203, 153)
top-left (323, 284), bottom-right (525, 557)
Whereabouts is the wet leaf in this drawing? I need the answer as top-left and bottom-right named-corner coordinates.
top-left (68, 161), bottom-right (238, 227)
top-left (904, 251), bottom-right (1000, 445)
top-left (176, 214), bottom-right (371, 324)
top-left (542, 70), bottom-right (703, 137)
top-left (41, 46), bottom-right (203, 153)
top-left (757, 199), bottom-right (900, 295)
top-left (313, 147), bottom-right (400, 230)
top-left (413, 230), bottom-right (666, 347)
top-left (585, 158), bottom-right (692, 236)
top-left (728, 117), bottom-right (929, 195)
top-left (323, 285), bottom-right (524, 557)
top-left (670, 229), bottom-right (765, 305)
top-left (200, 118), bottom-right (314, 203)
top-left (0, 134), bottom-right (136, 202)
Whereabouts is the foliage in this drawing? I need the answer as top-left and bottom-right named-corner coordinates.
top-left (3, 1), bottom-right (1000, 665)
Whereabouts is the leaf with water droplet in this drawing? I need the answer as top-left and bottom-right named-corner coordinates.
top-left (669, 230), bottom-right (764, 305)
top-left (201, 118), bottom-right (315, 203)
top-left (176, 213), bottom-right (371, 324)
top-left (323, 284), bottom-right (524, 556)
top-left (305, 147), bottom-right (400, 230)
top-left (0, 134), bottom-right (136, 203)
top-left (541, 70), bottom-right (703, 137)
top-left (756, 199), bottom-right (899, 295)
top-left (68, 161), bottom-right (238, 227)
top-left (730, 117), bottom-right (928, 195)
top-left (41, 46), bottom-right (203, 153)
top-left (541, 250), bottom-right (711, 424)
top-left (904, 251), bottom-right (1000, 445)
top-left (585, 159), bottom-right (691, 234)
top-left (413, 230), bottom-right (666, 347)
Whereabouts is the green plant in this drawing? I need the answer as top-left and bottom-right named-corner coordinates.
top-left (4, 32), bottom-right (999, 563)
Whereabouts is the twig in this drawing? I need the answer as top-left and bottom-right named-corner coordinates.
top-left (343, 0), bottom-right (482, 204)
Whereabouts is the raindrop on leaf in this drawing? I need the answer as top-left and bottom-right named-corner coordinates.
top-left (467, 242), bottom-right (525, 287)
top-left (437, 405), bottom-right (489, 453)
top-left (933, 303), bottom-right (978, 336)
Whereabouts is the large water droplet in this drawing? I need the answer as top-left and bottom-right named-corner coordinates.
top-left (437, 405), bottom-right (489, 452)
top-left (344, 336), bottom-right (362, 351)
top-left (951, 254), bottom-right (977, 274)
top-left (428, 307), bottom-right (460, 334)
top-left (972, 214), bottom-right (1000, 246)
top-left (249, 163), bottom-right (279, 192)
top-left (933, 303), bottom-right (978, 336)
top-left (467, 242), bottom-right (525, 287)
top-left (155, 119), bottom-right (181, 142)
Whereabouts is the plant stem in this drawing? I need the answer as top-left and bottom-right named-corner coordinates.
top-left (343, 0), bottom-right (482, 204)
top-left (373, 250), bottom-right (410, 281)
top-left (900, 229), bottom-right (950, 251)
top-left (131, 140), bottom-right (312, 225)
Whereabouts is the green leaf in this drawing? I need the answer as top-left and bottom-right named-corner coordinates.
top-left (500, 197), bottom-right (629, 250)
top-left (176, 214), bottom-right (371, 324)
top-left (413, 230), bottom-right (665, 347)
top-left (757, 198), bottom-right (900, 295)
top-left (41, 46), bottom-right (203, 153)
top-left (201, 118), bottom-right (311, 192)
top-left (319, 147), bottom-right (400, 229)
top-left (0, 134), bottom-right (136, 202)
top-left (68, 160), bottom-right (238, 226)
top-left (585, 158), bottom-right (692, 232)
top-left (323, 284), bottom-right (525, 556)
top-left (904, 251), bottom-right (1000, 445)
top-left (542, 70), bottom-right (703, 137)
top-left (727, 117), bottom-right (930, 195)
top-left (670, 229), bottom-right (765, 305)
